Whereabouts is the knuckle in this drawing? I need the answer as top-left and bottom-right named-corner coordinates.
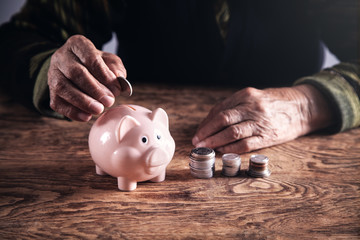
top-left (68, 65), bottom-right (87, 80)
top-left (84, 54), bottom-right (102, 70)
top-left (51, 79), bottom-right (66, 94)
top-left (254, 99), bottom-right (267, 113)
top-left (55, 102), bottom-right (76, 119)
top-left (102, 52), bottom-right (119, 64)
top-left (229, 125), bottom-right (241, 140)
top-left (66, 109), bottom-right (78, 120)
top-left (238, 87), bottom-right (259, 98)
top-left (67, 34), bottom-right (86, 45)
top-left (50, 49), bottom-right (66, 68)
top-left (62, 107), bottom-right (73, 119)
top-left (49, 96), bottom-right (62, 113)
top-left (218, 110), bottom-right (232, 126)
top-left (102, 52), bottom-right (127, 78)
top-left (89, 86), bottom-right (104, 100)
top-left (84, 79), bottom-right (101, 93)
top-left (49, 98), bottom-right (57, 111)
top-left (66, 92), bottom-right (79, 105)
top-left (50, 51), bottom-right (59, 64)
top-left (241, 141), bottom-right (253, 153)
top-left (246, 87), bottom-right (259, 94)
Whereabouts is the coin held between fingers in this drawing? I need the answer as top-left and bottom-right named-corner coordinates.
top-left (118, 77), bottom-right (133, 97)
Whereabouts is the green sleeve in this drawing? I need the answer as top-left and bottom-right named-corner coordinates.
top-left (294, 1), bottom-right (360, 132)
top-left (295, 62), bottom-right (360, 132)
top-left (32, 52), bottom-right (66, 119)
top-left (0, 0), bottom-right (114, 118)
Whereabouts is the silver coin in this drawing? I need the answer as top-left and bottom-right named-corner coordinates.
top-left (246, 169), bottom-right (271, 178)
top-left (189, 164), bottom-right (214, 179)
top-left (190, 158), bottom-right (215, 169)
top-left (190, 147), bottom-right (215, 160)
top-left (118, 76), bottom-right (133, 97)
top-left (247, 154), bottom-right (271, 178)
top-left (189, 165), bottom-right (214, 174)
top-left (189, 147), bottom-right (216, 179)
top-left (250, 154), bottom-right (269, 165)
top-left (221, 153), bottom-right (241, 177)
top-left (222, 153), bottom-right (241, 167)
top-left (190, 170), bottom-right (213, 179)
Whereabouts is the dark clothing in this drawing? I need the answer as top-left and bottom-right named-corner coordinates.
top-left (117, 1), bottom-right (323, 87)
top-left (0, 0), bottom-right (359, 131)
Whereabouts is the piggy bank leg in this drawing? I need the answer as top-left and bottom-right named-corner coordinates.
top-left (150, 170), bottom-right (166, 183)
top-left (117, 177), bottom-right (137, 191)
top-left (95, 165), bottom-right (107, 175)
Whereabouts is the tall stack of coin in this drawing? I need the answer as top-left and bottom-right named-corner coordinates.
top-left (189, 147), bottom-right (215, 178)
top-left (221, 153), bottom-right (241, 177)
top-left (246, 154), bottom-right (271, 178)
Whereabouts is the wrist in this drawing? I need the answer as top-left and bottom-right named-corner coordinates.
top-left (293, 84), bottom-right (335, 133)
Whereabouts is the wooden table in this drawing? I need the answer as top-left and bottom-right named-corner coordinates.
top-left (1, 83), bottom-right (359, 239)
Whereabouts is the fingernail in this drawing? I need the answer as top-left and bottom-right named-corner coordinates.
top-left (100, 95), bottom-right (114, 107)
top-left (192, 136), bottom-right (199, 146)
top-left (89, 101), bottom-right (104, 114)
top-left (116, 71), bottom-right (126, 78)
top-left (77, 112), bottom-right (92, 121)
top-left (195, 141), bottom-right (206, 148)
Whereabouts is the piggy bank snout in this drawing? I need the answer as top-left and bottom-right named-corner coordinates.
top-left (146, 148), bottom-right (171, 168)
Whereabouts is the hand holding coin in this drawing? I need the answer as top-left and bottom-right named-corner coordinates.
top-left (48, 35), bottom-right (130, 121)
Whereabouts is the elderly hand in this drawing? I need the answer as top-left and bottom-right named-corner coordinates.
top-left (192, 84), bottom-right (334, 153)
top-left (48, 35), bottom-right (127, 121)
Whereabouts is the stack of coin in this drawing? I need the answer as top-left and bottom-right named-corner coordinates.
top-left (246, 154), bottom-right (271, 178)
top-left (189, 147), bottom-right (215, 178)
top-left (221, 153), bottom-right (241, 177)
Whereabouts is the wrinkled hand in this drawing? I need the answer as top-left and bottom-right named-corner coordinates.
top-left (48, 35), bottom-right (127, 121)
top-left (192, 85), bottom-right (333, 153)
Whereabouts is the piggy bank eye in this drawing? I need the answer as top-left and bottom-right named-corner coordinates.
top-left (141, 136), bottom-right (148, 144)
top-left (154, 130), bottom-right (162, 141)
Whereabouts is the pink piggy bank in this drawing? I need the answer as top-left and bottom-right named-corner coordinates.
top-left (88, 104), bottom-right (175, 191)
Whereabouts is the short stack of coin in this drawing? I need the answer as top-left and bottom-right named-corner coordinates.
top-left (189, 147), bottom-right (215, 179)
top-left (246, 154), bottom-right (271, 178)
top-left (221, 153), bottom-right (241, 177)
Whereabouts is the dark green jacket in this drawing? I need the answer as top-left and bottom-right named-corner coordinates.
top-left (0, 0), bottom-right (359, 132)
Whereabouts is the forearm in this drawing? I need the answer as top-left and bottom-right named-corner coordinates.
top-left (0, 0), bottom-right (113, 116)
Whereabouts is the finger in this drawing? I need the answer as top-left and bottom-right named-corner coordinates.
top-left (195, 121), bottom-right (255, 149)
top-left (56, 56), bottom-right (115, 108)
top-left (50, 94), bottom-right (92, 122)
top-left (195, 88), bottom-right (256, 133)
top-left (49, 69), bottom-right (105, 115)
top-left (192, 108), bottom-right (244, 145)
top-left (67, 35), bottom-right (119, 97)
top-left (216, 136), bottom-right (264, 154)
top-left (101, 52), bottom-right (127, 97)
top-left (102, 52), bottom-right (127, 78)
top-left (196, 100), bottom-right (233, 131)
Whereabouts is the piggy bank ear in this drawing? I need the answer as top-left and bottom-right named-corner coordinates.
top-left (150, 108), bottom-right (169, 128)
top-left (115, 115), bottom-right (140, 143)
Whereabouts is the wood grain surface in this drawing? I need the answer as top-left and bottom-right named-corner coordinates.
top-left (0, 83), bottom-right (359, 239)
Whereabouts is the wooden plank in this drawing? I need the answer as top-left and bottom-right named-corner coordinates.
top-left (0, 83), bottom-right (359, 239)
